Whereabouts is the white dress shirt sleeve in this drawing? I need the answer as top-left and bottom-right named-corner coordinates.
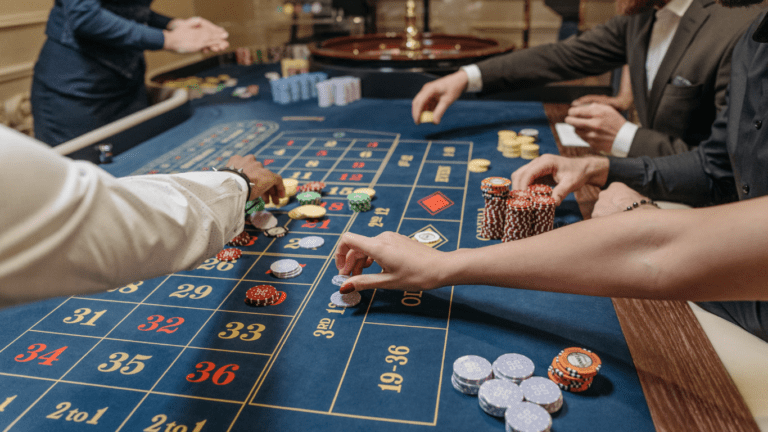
top-left (0, 126), bottom-right (247, 306)
top-left (460, 64), bottom-right (483, 93)
top-left (610, 122), bottom-right (639, 158)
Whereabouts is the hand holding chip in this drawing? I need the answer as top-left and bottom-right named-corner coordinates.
top-left (411, 69), bottom-right (469, 125)
top-left (163, 18), bottom-right (229, 54)
top-left (334, 232), bottom-right (444, 293)
top-left (511, 154), bottom-right (610, 205)
top-left (225, 154), bottom-right (285, 203)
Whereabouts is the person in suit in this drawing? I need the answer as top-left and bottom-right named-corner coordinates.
top-left (411, 0), bottom-right (755, 158)
top-left (31, 0), bottom-right (229, 148)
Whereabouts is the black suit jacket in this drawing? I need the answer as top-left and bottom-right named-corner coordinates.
top-left (475, 0), bottom-right (755, 157)
top-left (608, 11), bottom-right (768, 207)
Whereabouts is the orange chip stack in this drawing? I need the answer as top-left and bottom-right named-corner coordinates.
top-left (480, 177), bottom-right (512, 240)
top-left (547, 347), bottom-right (601, 393)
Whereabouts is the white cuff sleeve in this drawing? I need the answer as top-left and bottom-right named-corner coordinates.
top-left (611, 122), bottom-right (638, 158)
top-left (461, 64), bottom-right (483, 93)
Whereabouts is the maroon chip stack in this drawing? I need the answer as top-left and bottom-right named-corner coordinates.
top-left (503, 198), bottom-right (533, 242)
top-left (480, 177), bottom-right (512, 240)
top-left (530, 195), bottom-right (556, 235)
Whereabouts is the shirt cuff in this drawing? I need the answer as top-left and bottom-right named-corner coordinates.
top-left (461, 64), bottom-right (483, 93)
top-left (141, 27), bottom-right (166, 50)
top-left (610, 121), bottom-right (637, 158)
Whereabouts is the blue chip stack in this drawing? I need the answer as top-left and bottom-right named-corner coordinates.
top-left (519, 377), bottom-right (563, 414)
top-left (478, 379), bottom-right (525, 417)
top-left (270, 72), bottom-right (328, 104)
top-left (316, 76), bottom-right (362, 108)
top-left (493, 353), bottom-right (536, 384)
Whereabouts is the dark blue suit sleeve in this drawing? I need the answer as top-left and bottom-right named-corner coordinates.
top-left (605, 85), bottom-right (737, 207)
top-left (148, 11), bottom-right (173, 30)
top-left (60, 0), bottom-right (165, 50)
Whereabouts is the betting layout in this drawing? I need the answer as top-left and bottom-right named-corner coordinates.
top-left (0, 126), bottom-right (495, 431)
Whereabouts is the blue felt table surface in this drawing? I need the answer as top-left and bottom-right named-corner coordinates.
top-left (0, 63), bottom-right (654, 432)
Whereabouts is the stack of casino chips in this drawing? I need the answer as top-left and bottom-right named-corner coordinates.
top-left (347, 192), bottom-right (371, 212)
top-left (480, 177), bottom-right (512, 240)
top-left (452, 355), bottom-right (494, 395)
top-left (227, 231), bottom-right (251, 247)
top-left (236, 47), bottom-right (253, 66)
top-left (477, 379), bottom-right (525, 417)
top-left (520, 377), bottom-right (563, 414)
top-left (297, 191), bottom-right (322, 205)
top-left (492, 353), bottom-right (535, 383)
top-left (270, 259), bottom-right (303, 279)
top-left (216, 248), bottom-right (241, 262)
top-left (297, 181), bottom-right (326, 193)
top-left (547, 347), bottom-right (602, 393)
top-left (505, 402), bottom-right (552, 432)
top-left (245, 284), bottom-right (280, 306)
top-left (530, 195), bottom-right (556, 235)
top-left (504, 198), bottom-right (533, 242)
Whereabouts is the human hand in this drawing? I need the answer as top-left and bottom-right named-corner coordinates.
top-left (571, 94), bottom-right (632, 112)
top-left (334, 232), bottom-right (445, 293)
top-left (225, 155), bottom-right (285, 203)
top-left (565, 103), bottom-right (627, 154)
top-left (510, 154), bottom-right (610, 205)
top-left (411, 70), bottom-right (468, 124)
top-left (163, 18), bottom-right (229, 53)
top-left (592, 182), bottom-right (655, 218)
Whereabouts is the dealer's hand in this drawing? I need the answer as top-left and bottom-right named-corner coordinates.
top-left (593, 182), bottom-right (656, 218)
top-left (412, 70), bottom-right (468, 125)
top-left (226, 155), bottom-right (284, 203)
top-left (511, 154), bottom-right (610, 205)
top-left (163, 18), bottom-right (229, 53)
top-left (565, 103), bottom-right (627, 154)
top-left (335, 232), bottom-right (445, 293)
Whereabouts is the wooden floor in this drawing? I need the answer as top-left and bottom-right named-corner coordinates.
top-left (543, 103), bottom-right (759, 432)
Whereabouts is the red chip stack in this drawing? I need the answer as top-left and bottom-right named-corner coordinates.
top-left (480, 177), bottom-right (512, 240)
top-left (236, 47), bottom-right (253, 66)
top-left (530, 195), bottom-right (556, 235)
top-left (298, 181), bottom-right (326, 193)
top-left (504, 198), bottom-right (533, 242)
top-left (528, 184), bottom-right (553, 197)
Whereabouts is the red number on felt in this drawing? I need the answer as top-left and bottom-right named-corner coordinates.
top-left (339, 173), bottom-right (362, 181)
top-left (319, 202), bottom-right (344, 211)
top-left (301, 219), bottom-right (331, 229)
top-left (316, 150), bottom-right (328, 156)
top-left (186, 362), bottom-right (239, 385)
top-left (157, 317), bottom-right (185, 334)
top-left (367, 142), bottom-right (378, 148)
top-left (263, 159), bottom-right (274, 166)
top-left (14, 344), bottom-right (68, 365)
top-left (286, 140), bottom-right (294, 146)
top-left (352, 162), bottom-right (365, 168)
top-left (138, 315), bottom-right (184, 333)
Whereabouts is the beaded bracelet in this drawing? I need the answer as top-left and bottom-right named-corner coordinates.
top-left (624, 199), bottom-right (660, 211)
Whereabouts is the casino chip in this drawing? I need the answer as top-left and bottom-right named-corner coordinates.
top-left (245, 197), bottom-right (265, 215)
top-left (414, 230), bottom-right (440, 245)
top-left (298, 236), bottom-right (325, 249)
top-left (227, 231), bottom-right (251, 247)
top-left (217, 248), bottom-right (242, 262)
top-left (492, 353), bottom-right (535, 383)
top-left (478, 379), bottom-right (524, 417)
top-left (452, 355), bottom-right (494, 395)
top-left (289, 205), bottom-right (327, 220)
top-left (330, 290), bottom-right (361, 307)
top-left (353, 187), bottom-right (376, 199)
top-left (480, 177), bottom-right (512, 240)
top-left (298, 181), bottom-right (326, 193)
top-left (419, 111), bottom-right (435, 124)
top-left (283, 178), bottom-right (299, 197)
top-left (519, 128), bottom-right (540, 141)
top-left (505, 401), bottom-right (552, 432)
top-left (468, 158), bottom-right (490, 173)
top-left (270, 259), bottom-right (302, 279)
top-left (249, 211), bottom-right (278, 230)
top-left (521, 143), bottom-right (540, 160)
top-left (264, 226), bottom-right (289, 238)
top-left (520, 377), bottom-right (563, 414)
top-left (547, 347), bottom-right (602, 392)
top-left (297, 191), bottom-right (322, 205)
top-left (347, 192), bottom-right (371, 212)
top-left (245, 284), bottom-right (278, 306)
top-left (331, 274), bottom-right (350, 286)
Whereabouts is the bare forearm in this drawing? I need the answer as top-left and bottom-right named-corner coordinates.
top-left (440, 198), bottom-right (768, 301)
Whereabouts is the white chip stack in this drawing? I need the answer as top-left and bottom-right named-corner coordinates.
top-left (452, 355), bottom-right (494, 395)
top-left (520, 377), bottom-right (563, 414)
top-left (316, 76), bottom-right (362, 108)
top-left (477, 379), bottom-right (525, 417)
top-left (504, 401), bottom-right (552, 432)
top-left (493, 353), bottom-right (536, 384)
top-left (270, 259), bottom-right (302, 278)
